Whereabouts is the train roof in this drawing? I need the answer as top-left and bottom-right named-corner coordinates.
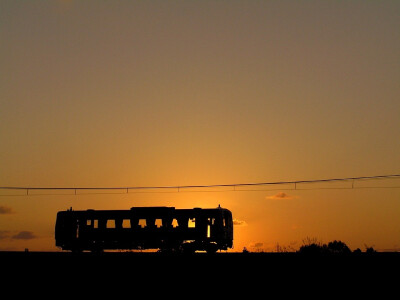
top-left (58, 206), bottom-right (231, 214)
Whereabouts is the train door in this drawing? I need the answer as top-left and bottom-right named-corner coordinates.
top-left (208, 216), bottom-right (219, 240)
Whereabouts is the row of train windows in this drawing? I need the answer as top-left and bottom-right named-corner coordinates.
top-left (85, 218), bottom-right (197, 229)
top-left (83, 217), bottom-right (229, 229)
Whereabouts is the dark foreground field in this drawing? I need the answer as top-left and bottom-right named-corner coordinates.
top-left (2, 250), bottom-right (399, 273)
top-left (2, 251), bottom-right (399, 294)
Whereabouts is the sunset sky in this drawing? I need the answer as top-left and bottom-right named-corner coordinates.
top-left (1, 1), bottom-right (399, 252)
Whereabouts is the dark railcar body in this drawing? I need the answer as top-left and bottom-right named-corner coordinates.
top-left (55, 206), bottom-right (233, 253)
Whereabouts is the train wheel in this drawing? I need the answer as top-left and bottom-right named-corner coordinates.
top-left (181, 243), bottom-right (196, 254)
top-left (90, 241), bottom-right (104, 253)
top-left (71, 247), bottom-right (83, 253)
top-left (206, 243), bottom-right (218, 254)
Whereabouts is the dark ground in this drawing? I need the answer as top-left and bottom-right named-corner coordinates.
top-left (2, 251), bottom-right (399, 295)
top-left (3, 249), bottom-right (399, 267)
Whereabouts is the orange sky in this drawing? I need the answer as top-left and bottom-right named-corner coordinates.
top-left (1, 1), bottom-right (399, 252)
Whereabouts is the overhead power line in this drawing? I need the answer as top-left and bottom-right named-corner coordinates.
top-left (0, 174), bottom-right (399, 195)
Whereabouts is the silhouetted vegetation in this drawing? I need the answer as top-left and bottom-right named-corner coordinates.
top-left (326, 240), bottom-right (351, 254)
top-left (365, 245), bottom-right (377, 254)
top-left (275, 242), bottom-right (297, 253)
top-left (297, 238), bottom-right (377, 255)
top-left (240, 237), bottom-right (381, 255)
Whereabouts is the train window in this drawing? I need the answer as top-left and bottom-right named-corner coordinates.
top-left (106, 219), bottom-right (116, 228)
top-left (223, 218), bottom-right (226, 227)
top-left (138, 219), bottom-right (147, 228)
top-left (94, 220), bottom-right (98, 228)
top-left (155, 219), bottom-right (162, 228)
top-left (87, 219), bottom-right (92, 226)
top-left (172, 219), bottom-right (178, 228)
top-left (122, 219), bottom-right (130, 228)
top-left (188, 218), bottom-right (196, 228)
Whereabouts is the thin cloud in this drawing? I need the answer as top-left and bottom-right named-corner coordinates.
top-left (265, 192), bottom-right (297, 200)
top-left (0, 206), bottom-right (14, 214)
top-left (11, 231), bottom-right (37, 240)
top-left (0, 231), bottom-right (10, 240)
top-left (253, 242), bottom-right (263, 248)
top-left (248, 242), bottom-right (265, 252)
top-left (233, 219), bottom-right (247, 226)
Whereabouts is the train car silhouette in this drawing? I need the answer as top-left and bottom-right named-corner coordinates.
top-left (55, 206), bottom-right (233, 253)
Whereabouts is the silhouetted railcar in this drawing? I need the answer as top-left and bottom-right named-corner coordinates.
top-left (55, 206), bottom-right (233, 253)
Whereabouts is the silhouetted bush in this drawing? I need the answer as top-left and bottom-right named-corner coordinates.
top-left (298, 239), bottom-right (352, 255)
top-left (298, 243), bottom-right (323, 255)
top-left (298, 237), bottom-right (326, 255)
top-left (326, 240), bottom-right (351, 254)
top-left (365, 246), bottom-right (377, 254)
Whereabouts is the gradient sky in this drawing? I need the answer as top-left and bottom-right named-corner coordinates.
top-left (1, 1), bottom-right (399, 252)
